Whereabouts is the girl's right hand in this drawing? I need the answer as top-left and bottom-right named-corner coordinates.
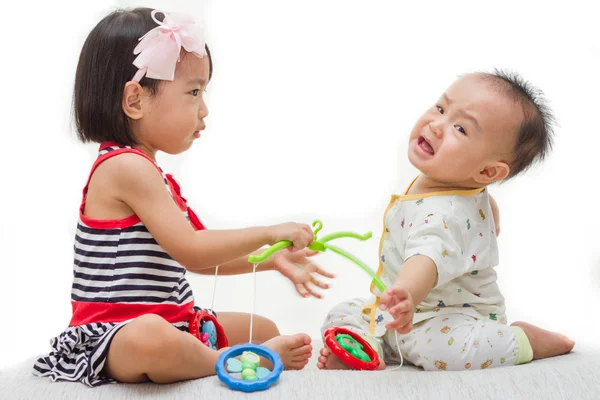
top-left (268, 222), bottom-right (314, 252)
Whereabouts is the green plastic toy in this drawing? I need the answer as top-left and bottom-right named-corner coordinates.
top-left (335, 333), bottom-right (371, 362)
top-left (248, 220), bottom-right (386, 294)
top-left (239, 351), bottom-right (260, 381)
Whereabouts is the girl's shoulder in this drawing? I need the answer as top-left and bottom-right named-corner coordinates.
top-left (89, 144), bottom-right (164, 185)
top-left (83, 144), bottom-right (168, 221)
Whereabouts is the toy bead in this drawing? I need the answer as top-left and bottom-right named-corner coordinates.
top-left (240, 351), bottom-right (260, 368)
top-left (242, 368), bottom-right (258, 381)
top-left (241, 362), bottom-right (256, 370)
top-left (201, 321), bottom-right (218, 347)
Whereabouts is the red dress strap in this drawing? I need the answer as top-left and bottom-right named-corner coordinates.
top-left (165, 173), bottom-right (206, 230)
top-left (79, 142), bottom-right (206, 231)
top-left (79, 143), bottom-right (163, 229)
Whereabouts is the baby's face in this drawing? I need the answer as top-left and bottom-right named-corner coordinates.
top-left (408, 74), bottom-right (522, 185)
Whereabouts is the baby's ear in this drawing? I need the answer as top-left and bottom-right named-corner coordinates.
top-left (122, 81), bottom-right (145, 120)
top-left (474, 162), bottom-right (510, 185)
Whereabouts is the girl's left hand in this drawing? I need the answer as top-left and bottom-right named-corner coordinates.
top-left (272, 249), bottom-right (334, 298)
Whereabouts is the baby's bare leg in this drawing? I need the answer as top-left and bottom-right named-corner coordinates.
top-left (103, 314), bottom-right (222, 384)
top-left (511, 321), bottom-right (575, 360)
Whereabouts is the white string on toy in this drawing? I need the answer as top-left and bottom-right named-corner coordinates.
top-left (210, 265), bottom-right (219, 310)
top-left (211, 257), bottom-right (404, 371)
top-left (249, 263), bottom-right (259, 344)
top-left (210, 262), bottom-right (258, 344)
top-left (387, 330), bottom-right (404, 371)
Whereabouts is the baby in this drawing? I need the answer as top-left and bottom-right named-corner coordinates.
top-left (318, 70), bottom-right (575, 371)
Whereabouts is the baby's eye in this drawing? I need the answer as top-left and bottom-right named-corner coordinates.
top-left (436, 105), bottom-right (444, 114)
top-left (455, 125), bottom-right (467, 135)
top-left (190, 89), bottom-right (199, 96)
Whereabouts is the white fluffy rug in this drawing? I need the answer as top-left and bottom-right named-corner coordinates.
top-left (2, 341), bottom-right (599, 400)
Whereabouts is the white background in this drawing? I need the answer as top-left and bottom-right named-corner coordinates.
top-left (1, 0), bottom-right (599, 370)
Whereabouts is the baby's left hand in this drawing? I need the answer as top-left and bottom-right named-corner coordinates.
top-left (272, 249), bottom-right (334, 298)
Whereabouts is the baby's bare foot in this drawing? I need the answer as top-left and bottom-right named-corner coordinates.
top-left (263, 334), bottom-right (312, 370)
top-left (511, 321), bottom-right (575, 360)
top-left (316, 345), bottom-right (387, 370)
top-left (317, 345), bottom-right (352, 370)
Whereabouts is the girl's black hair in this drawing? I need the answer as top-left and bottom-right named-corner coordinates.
top-left (74, 8), bottom-right (212, 146)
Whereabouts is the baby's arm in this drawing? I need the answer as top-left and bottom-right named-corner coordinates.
top-left (379, 256), bottom-right (437, 333)
top-left (489, 194), bottom-right (500, 236)
top-left (378, 210), bottom-right (471, 333)
top-left (113, 154), bottom-right (312, 272)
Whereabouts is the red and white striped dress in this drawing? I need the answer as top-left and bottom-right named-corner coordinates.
top-left (33, 143), bottom-right (227, 386)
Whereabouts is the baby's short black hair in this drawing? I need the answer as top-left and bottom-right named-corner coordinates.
top-left (479, 69), bottom-right (555, 178)
top-left (74, 8), bottom-right (212, 146)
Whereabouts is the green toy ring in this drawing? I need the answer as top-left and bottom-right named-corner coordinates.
top-left (248, 220), bottom-right (386, 293)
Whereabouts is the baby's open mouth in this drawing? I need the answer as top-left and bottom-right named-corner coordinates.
top-left (418, 136), bottom-right (434, 155)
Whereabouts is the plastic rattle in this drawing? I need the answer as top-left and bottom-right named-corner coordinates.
top-left (252, 221), bottom-right (388, 370)
top-left (323, 326), bottom-right (380, 370)
top-left (216, 220), bottom-right (390, 391)
top-left (216, 344), bottom-right (283, 392)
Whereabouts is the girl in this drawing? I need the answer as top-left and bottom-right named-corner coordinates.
top-left (34, 7), bottom-right (332, 387)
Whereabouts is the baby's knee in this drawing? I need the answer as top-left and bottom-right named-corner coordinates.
top-left (321, 299), bottom-right (367, 335)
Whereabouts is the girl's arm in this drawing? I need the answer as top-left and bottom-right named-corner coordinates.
top-left (193, 251), bottom-right (276, 275)
top-left (112, 154), bottom-right (312, 273)
top-left (196, 248), bottom-right (332, 299)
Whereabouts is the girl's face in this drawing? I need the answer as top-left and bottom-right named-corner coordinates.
top-left (136, 52), bottom-right (210, 155)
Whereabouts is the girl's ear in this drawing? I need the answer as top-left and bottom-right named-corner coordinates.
top-left (122, 81), bottom-right (145, 120)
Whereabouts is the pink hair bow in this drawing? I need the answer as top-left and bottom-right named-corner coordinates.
top-left (132, 10), bottom-right (206, 82)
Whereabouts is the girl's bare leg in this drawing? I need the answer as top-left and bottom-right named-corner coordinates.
top-left (103, 314), bottom-right (222, 384)
top-left (216, 312), bottom-right (280, 345)
top-left (103, 313), bottom-right (314, 384)
top-left (217, 312), bottom-right (313, 370)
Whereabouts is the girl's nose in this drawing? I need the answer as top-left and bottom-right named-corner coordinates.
top-left (199, 102), bottom-right (209, 120)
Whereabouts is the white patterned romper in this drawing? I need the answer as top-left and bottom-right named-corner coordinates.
top-left (322, 180), bottom-right (533, 370)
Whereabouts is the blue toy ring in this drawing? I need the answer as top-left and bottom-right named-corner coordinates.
top-left (216, 344), bottom-right (283, 392)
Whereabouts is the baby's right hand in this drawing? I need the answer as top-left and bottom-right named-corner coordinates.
top-left (379, 284), bottom-right (414, 334)
top-left (268, 222), bottom-right (314, 252)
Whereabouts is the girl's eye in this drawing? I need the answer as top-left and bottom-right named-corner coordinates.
top-left (436, 105), bottom-right (444, 114)
top-left (190, 89), bottom-right (199, 96)
top-left (455, 125), bottom-right (466, 135)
